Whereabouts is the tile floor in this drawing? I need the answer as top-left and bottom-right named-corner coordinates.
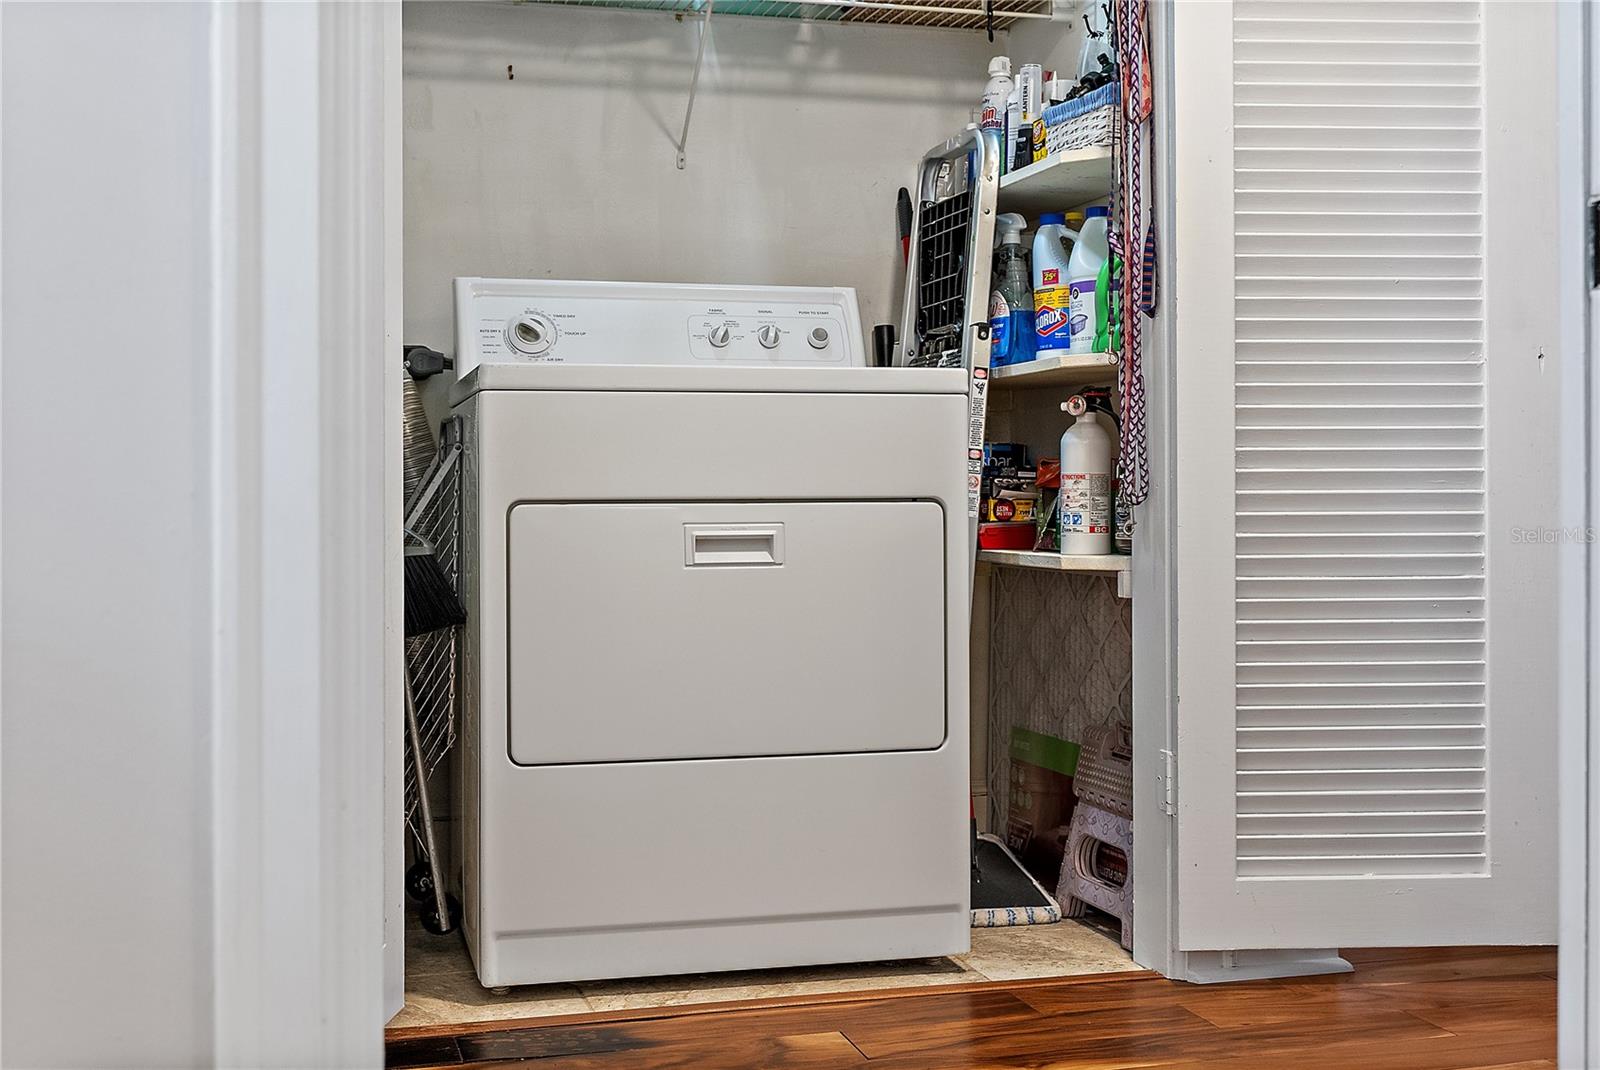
top-left (390, 913), bottom-right (1136, 1029)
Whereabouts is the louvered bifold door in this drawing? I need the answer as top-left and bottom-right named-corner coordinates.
top-left (1172, 0), bottom-right (1558, 949)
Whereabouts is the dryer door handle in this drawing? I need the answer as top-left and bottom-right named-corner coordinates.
top-left (683, 524), bottom-right (785, 567)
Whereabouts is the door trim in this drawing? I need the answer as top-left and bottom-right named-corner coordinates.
top-left (208, 1), bottom-right (394, 1062)
top-left (1558, 0), bottom-right (1597, 1063)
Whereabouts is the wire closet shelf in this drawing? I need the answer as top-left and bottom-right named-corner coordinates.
top-left (519, 0), bottom-right (1053, 32)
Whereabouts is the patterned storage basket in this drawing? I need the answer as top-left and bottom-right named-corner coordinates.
top-left (1043, 82), bottom-right (1122, 156)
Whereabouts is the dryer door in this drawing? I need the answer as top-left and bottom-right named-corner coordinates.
top-left (506, 500), bottom-right (948, 765)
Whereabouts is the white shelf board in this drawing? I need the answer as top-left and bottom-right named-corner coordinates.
top-left (990, 351), bottom-right (1118, 390)
top-left (997, 147), bottom-right (1115, 216)
top-left (977, 549), bottom-right (1129, 573)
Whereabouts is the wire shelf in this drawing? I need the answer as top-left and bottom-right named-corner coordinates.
top-left (519, 0), bottom-right (1052, 32)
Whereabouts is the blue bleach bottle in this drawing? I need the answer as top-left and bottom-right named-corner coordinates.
top-left (989, 213), bottom-right (1035, 367)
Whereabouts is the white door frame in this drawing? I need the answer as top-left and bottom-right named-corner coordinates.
top-left (1559, 0), bottom-right (1597, 1063)
top-left (229, 0), bottom-right (1594, 1053)
top-left (381, 0), bottom-right (408, 1023)
top-left (1127, 0), bottom-right (1177, 981)
top-left (1130, 0), bottom-right (1345, 985)
top-left (209, 0), bottom-right (397, 1062)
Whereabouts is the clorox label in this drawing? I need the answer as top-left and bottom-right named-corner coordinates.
top-left (1037, 305), bottom-right (1069, 335)
top-left (1034, 287), bottom-right (1073, 351)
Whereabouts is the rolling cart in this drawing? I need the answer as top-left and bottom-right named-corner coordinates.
top-left (402, 350), bottom-right (466, 936)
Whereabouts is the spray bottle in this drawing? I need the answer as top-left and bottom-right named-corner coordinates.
top-left (989, 213), bottom-right (1035, 368)
top-left (981, 57), bottom-right (1013, 175)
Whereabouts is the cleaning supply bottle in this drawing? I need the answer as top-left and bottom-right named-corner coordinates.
top-left (1058, 393), bottom-right (1113, 555)
top-left (989, 213), bottom-right (1035, 367)
top-left (981, 57), bottom-right (1013, 174)
top-left (1006, 86), bottom-right (1026, 174)
top-left (1032, 212), bottom-right (1079, 353)
top-left (1018, 64), bottom-right (1045, 167)
top-left (1066, 205), bottom-right (1110, 353)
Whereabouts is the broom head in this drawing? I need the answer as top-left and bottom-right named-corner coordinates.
top-left (405, 547), bottom-right (466, 636)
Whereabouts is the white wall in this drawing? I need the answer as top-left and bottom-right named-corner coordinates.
top-left (2, 3), bottom-right (216, 1065)
top-left (3, 4), bottom-right (394, 1064)
top-left (1005, 4), bottom-right (1088, 86)
top-left (402, 1), bottom-right (1001, 360)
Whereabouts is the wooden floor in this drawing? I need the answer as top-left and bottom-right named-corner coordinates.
top-left (385, 946), bottom-right (1556, 1069)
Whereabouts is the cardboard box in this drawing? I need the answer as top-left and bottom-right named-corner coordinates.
top-left (1004, 727), bottom-right (1081, 887)
top-left (981, 494), bottom-right (1038, 524)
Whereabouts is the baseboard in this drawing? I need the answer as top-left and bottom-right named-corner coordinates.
top-left (1177, 948), bottom-right (1353, 984)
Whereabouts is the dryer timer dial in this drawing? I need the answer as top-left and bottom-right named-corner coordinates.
top-left (506, 313), bottom-right (556, 357)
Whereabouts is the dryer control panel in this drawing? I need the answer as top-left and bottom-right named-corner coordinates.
top-left (454, 278), bottom-right (866, 375)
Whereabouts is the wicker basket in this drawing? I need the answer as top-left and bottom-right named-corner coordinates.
top-left (1043, 82), bottom-right (1122, 156)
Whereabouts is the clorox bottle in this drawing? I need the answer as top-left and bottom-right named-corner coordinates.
top-left (1032, 212), bottom-right (1079, 353)
top-left (1058, 394), bottom-right (1113, 555)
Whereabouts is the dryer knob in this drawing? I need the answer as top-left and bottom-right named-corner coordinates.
top-left (757, 325), bottom-right (781, 349)
top-left (506, 314), bottom-right (555, 356)
top-left (708, 324), bottom-right (732, 348)
top-left (807, 326), bottom-right (831, 350)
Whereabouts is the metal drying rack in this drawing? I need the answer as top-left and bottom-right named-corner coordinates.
top-left (404, 416), bottom-right (464, 934)
top-left (898, 125), bottom-right (1000, 590)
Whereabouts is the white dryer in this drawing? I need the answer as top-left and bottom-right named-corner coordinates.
top-left (450, 278), bottom-right (970, 987)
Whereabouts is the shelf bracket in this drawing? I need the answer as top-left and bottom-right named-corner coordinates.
top-left (675, 0), bottom-right (715, 170)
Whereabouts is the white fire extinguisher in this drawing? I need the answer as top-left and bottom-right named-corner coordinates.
top-left (1059, 394), bottom-right (1113, 555)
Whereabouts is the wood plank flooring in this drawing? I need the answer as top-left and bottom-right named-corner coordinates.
top-left (385, 946), bottom-right (1555, 1069)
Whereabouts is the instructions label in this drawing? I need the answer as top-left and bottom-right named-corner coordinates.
top-left (1059, 472), bottom-right (1110, 535)
top-left (967, 366), bottom-right (989, 518)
